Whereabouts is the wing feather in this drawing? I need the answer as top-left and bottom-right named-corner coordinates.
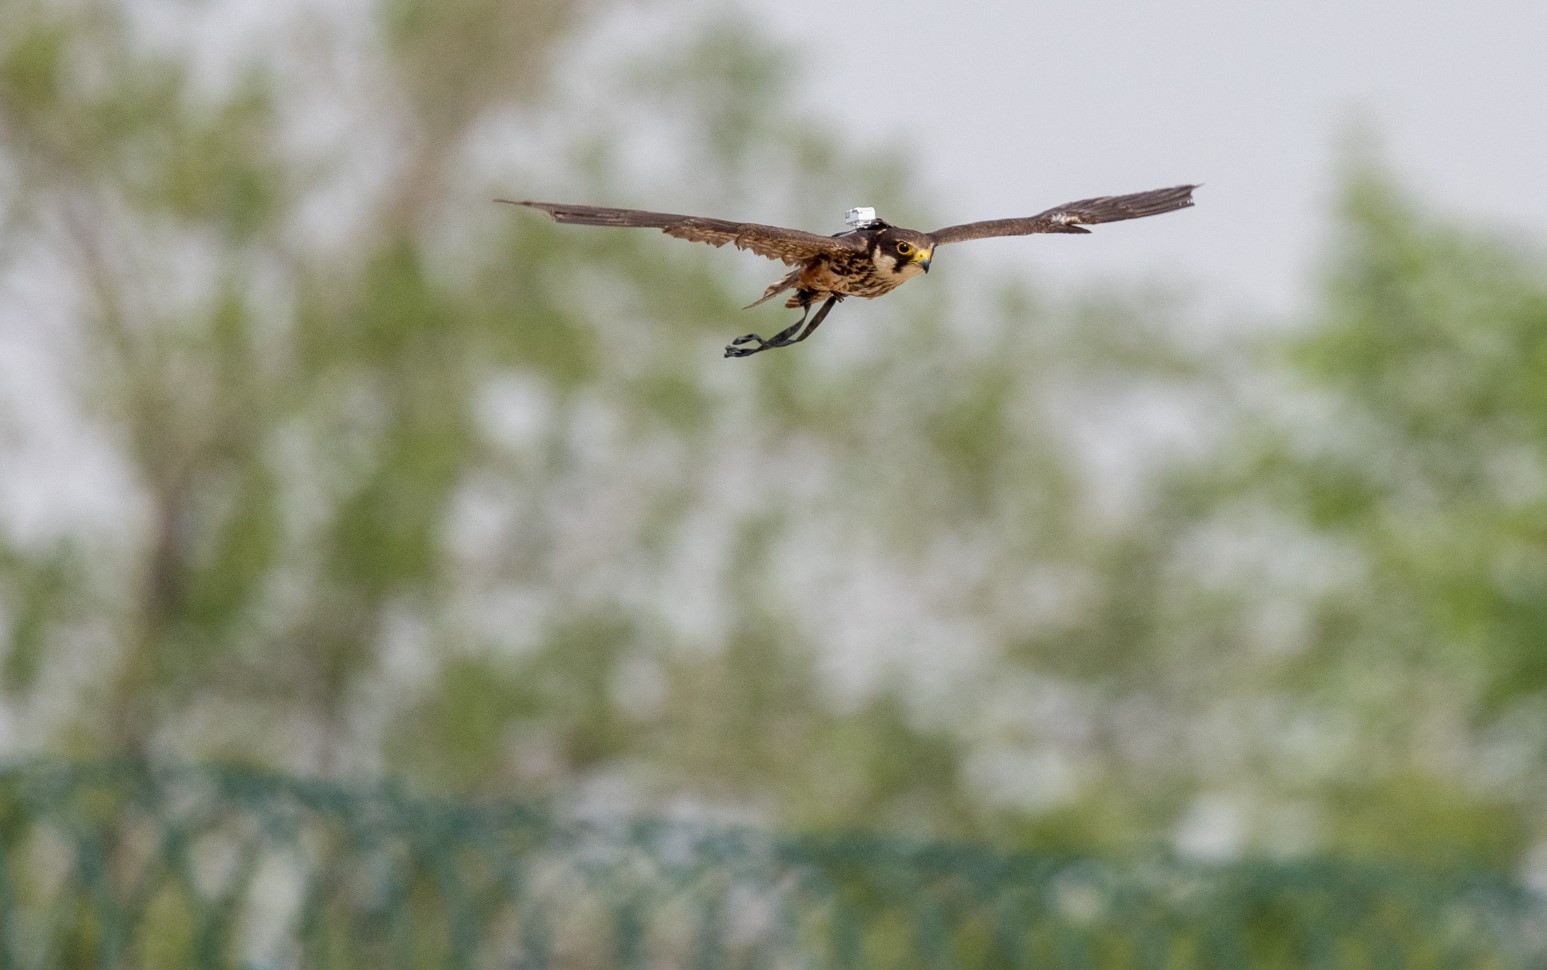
top-left (929, 185), bottom-right (1198, 246)
top-left (499, 200), bottom-right (862, 265)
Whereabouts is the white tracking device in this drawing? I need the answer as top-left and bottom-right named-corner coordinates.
top-left (844, 206), bottom-right (879, 228)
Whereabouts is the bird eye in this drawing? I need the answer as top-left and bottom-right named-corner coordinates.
top-left (896, 241), bottom-right (913, 256)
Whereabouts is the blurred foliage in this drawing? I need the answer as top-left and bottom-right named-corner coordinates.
top-left (0, 0), bottom-right (1545, 883)
top-left (1183, 163), bottom-right (1547, 869)
top-left (1256, 166), bottom-right (1547, 712)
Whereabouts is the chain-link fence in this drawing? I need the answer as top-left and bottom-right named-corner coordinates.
top-left (0, 760), bottom-right (1542, 968)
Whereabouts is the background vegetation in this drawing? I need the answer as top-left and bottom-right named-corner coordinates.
top-left (1, 0), bottom-right (1544, 887)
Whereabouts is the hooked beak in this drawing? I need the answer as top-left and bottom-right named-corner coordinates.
top-left (918, 250), bottom-right (932, 273)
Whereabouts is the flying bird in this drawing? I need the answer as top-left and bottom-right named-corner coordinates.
top-left (498, 185), bottom-right (1197, 358)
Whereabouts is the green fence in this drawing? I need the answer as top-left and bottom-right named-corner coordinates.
top-left (0, 761), bottom-right (1541, 969)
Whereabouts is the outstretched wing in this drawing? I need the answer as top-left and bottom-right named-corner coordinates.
top-left (500, 200), bottom-right (863, 265)
top-left (929, 184), bottom-right (1198, 246)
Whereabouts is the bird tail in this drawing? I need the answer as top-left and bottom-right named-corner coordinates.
top-left (744, 270), bottom-right (799, 309)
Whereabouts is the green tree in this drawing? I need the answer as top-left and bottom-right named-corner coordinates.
top-left (1184, 157), bottom-right (1547, 868)
top-left (0, 0), bottom-right (617, 761)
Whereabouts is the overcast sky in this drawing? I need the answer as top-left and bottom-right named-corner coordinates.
top-left (725, 0), bottom-right (1547, 317)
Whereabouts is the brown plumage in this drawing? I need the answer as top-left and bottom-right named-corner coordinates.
top-left (499, 184), bottom-right (1197, 358)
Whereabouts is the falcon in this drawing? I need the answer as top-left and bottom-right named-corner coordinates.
top-left (498, 185), bottom-right (1197, 358)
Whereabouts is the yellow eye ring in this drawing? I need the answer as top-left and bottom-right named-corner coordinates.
top-left (896, 241), bottom-right (913, 256)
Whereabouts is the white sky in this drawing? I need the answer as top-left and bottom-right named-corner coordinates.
top-left (730, 0), bottom-right (1547, 317)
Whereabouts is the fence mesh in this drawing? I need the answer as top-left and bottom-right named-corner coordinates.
top-left (0, 760), bottom-right (1542, 968)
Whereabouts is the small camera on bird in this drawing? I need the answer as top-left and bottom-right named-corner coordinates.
top-left (844, 207), bottom-right (881, 229)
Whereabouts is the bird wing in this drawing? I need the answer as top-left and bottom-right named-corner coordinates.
top-left (501, 201), bottom-right (864, 265)
top-left (928, 185), bottom-right (1198, 246)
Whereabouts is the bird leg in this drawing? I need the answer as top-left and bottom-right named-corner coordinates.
top-left (724, 312), bottom-right (808, 357)
top-left (724, 296), bottom-right (839, 358)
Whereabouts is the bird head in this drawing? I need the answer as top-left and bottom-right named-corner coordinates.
top-left (871, 229), bottom-right (934, 277)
